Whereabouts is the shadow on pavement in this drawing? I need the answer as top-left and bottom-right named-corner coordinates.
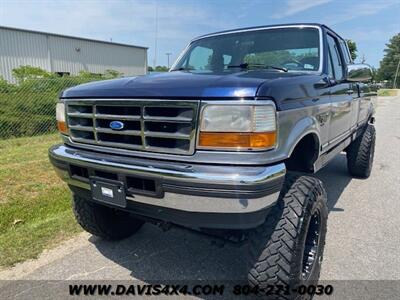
top-left (314, 153), bottom-right (352, 212)
top-left (91, 153), bottom-right (352, 282)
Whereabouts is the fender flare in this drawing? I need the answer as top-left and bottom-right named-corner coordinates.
top-left (285, 117), bottom-right (321, 159)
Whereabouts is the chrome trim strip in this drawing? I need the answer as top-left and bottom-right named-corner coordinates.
top-left (125, 192), bottom-right (281, 213)
top-left (328, 128), bottom-right (352, 147)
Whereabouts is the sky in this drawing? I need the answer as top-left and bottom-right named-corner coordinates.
top-left (0, 0), bottom-right (399, 68)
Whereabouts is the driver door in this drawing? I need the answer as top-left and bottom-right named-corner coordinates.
top-left (327, 34), bottom-right (354, 144)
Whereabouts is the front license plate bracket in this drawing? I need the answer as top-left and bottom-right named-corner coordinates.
top-left (90, 177), bottom-right (126, 208)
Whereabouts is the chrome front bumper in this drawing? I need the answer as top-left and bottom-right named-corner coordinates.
top-left (49, 144), bottom-right (286, 228)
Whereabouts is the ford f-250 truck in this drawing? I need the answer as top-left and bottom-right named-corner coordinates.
top-left (49, 23), bottom-right (376, 296)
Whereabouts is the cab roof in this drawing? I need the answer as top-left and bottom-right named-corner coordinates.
top-left (193, 23), bottom-right (342, 41)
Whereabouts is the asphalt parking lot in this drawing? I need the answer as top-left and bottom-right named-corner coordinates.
top-left (1, 96), bottom-right (399, 299)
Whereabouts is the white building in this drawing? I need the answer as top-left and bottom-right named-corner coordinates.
top-left (0, 26), bottom-right (148, 82)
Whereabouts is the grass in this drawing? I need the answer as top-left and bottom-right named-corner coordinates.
top-left (0, 134), bottom-right (82, 268)
top-left (378, 89), bottom-right (399, 96)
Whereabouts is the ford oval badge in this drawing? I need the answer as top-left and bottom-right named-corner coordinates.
top-left (109, 121), bottom-right (124, 130)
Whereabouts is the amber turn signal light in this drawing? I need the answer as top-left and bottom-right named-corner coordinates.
top-left (199, 132), bottom-right (276, 149)
top-left (57, 121), bottom-right (68, 134)
top-left (56, 103), bottom-right (68, 135)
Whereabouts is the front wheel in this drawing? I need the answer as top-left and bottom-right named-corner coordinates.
top-left (73, 195), bottom-right (144, 240)
top-left (247, 174), bottom-right (328, 299)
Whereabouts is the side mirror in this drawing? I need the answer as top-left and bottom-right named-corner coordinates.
top-left (346, 64), bottom-right (373, 82)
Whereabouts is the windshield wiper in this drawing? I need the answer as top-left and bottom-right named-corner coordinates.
top-left (227, 63), bottom-right (288, 72)
top-left (170, 67), bottom-right (193, 72)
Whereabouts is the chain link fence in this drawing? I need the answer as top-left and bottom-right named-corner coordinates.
top-left (0, 71), bottom-right (120, 141)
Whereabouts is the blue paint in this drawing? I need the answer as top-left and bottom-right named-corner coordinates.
top-left (60, 71), bottom-right (301, 99)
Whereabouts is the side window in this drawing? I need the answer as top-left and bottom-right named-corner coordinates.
top-left (340, 41), bottom-right (351, 64)
top-left (327, 35), bottom-right (344, 80)
top-left (327, 51), bottom-right (334, 78)
top-left (187, 46), bottom-right (213, 70)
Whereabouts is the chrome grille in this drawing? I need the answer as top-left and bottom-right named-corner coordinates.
top-left (66, 100), bottom-right (199, 155)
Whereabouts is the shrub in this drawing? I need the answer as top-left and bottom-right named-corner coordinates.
top-left (0, 76), bottom-right (17, 93)
top-left (0, 66), bottom-right (123, 139)
top-left (12, 65), bottom-right (55, 83)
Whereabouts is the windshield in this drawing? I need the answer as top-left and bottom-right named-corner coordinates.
top-left (172, 27), bottom-right (321, 73)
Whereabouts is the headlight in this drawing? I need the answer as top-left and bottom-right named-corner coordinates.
top-left (56, 103), bottom-right (68, 135)
top-left (198, 104), bottom-right (276, 150)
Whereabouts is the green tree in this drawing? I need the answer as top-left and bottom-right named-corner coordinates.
top-left (244, 50), bottom-right (292, 66)
top-left (0, 76), bottom-right (16, 92)
top-left (147, 66), bottom-right (154, 72)
top-left (78, 69), bottom-right (122, 80)
top-left (346, 40), bottom-right (358, 61)
top-left (377, 33), bottom-right (400, 87)
top-left (77, 70), bottom-right (102, 79)
top-left (371, 67), bottom-right (378, 82)
top-left (154, 65), bottom-right (169, 72)
top-left (12, 65), bottom-right (54, 83)
top-left (103, 69), bottom-right (123, 79)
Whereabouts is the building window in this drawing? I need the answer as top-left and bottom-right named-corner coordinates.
top-left (55, 72), bottom-right (70, 77)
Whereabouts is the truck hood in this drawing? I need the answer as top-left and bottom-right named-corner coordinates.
top-left (61, 71), bottom-right (308, 99)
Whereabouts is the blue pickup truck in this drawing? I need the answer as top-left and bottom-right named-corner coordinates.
top-left (49, 23), bottom-right (376, 294)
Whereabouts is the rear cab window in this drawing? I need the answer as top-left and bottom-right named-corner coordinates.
top-left (339, 40), bottom-right (352, 64)
top-left (327, 34), bottom-right (345, 80)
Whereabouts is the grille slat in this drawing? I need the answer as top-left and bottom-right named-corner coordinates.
top-left (70, 138), bottom-right (98, 145)
top-left (143, 116), bottom-right (193, 122)
top-left (96, 128), bottom-right (141, 136)
top-left (97, 105), bottom-right (140, 116)
top-left (98, 140), bottom-right (143, 150)
top-left (68, 125), bottom-right (94, 132)
top-left (94, 114), bottom-right (141, 121)
top-left (66, 100), bottom-right (198, 155)
top-left (144, 132), bottom-right (191, 139)
top-left (142, 119), bottom-right (192, 124)
top-left (67, 113), bottom-right (93, 118)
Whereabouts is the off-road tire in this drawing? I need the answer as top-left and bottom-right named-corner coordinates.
top-left (247, 174), bottom-right (328, 299)
top-left (346, 124), bottom-right (376, 178)
top-left (73, 194), bottom-right (144, 240)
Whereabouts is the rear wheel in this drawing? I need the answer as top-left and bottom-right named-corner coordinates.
top-left (73, 194), bottom-right (144, 240)
top-left (247, 174), bottom-right (328, 299)
top-left (346, 124), bottom-right (376, 178)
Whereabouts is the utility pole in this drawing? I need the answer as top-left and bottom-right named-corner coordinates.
top-left (166, 53), bottom-right (172, 68)
top-left (393, 56), bottom-right (400, 89)
top-left (153, 2), bottom-right (158, 68)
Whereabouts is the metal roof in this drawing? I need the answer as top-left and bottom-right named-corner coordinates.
top-left (0, 25), bottom-right (148, 49)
